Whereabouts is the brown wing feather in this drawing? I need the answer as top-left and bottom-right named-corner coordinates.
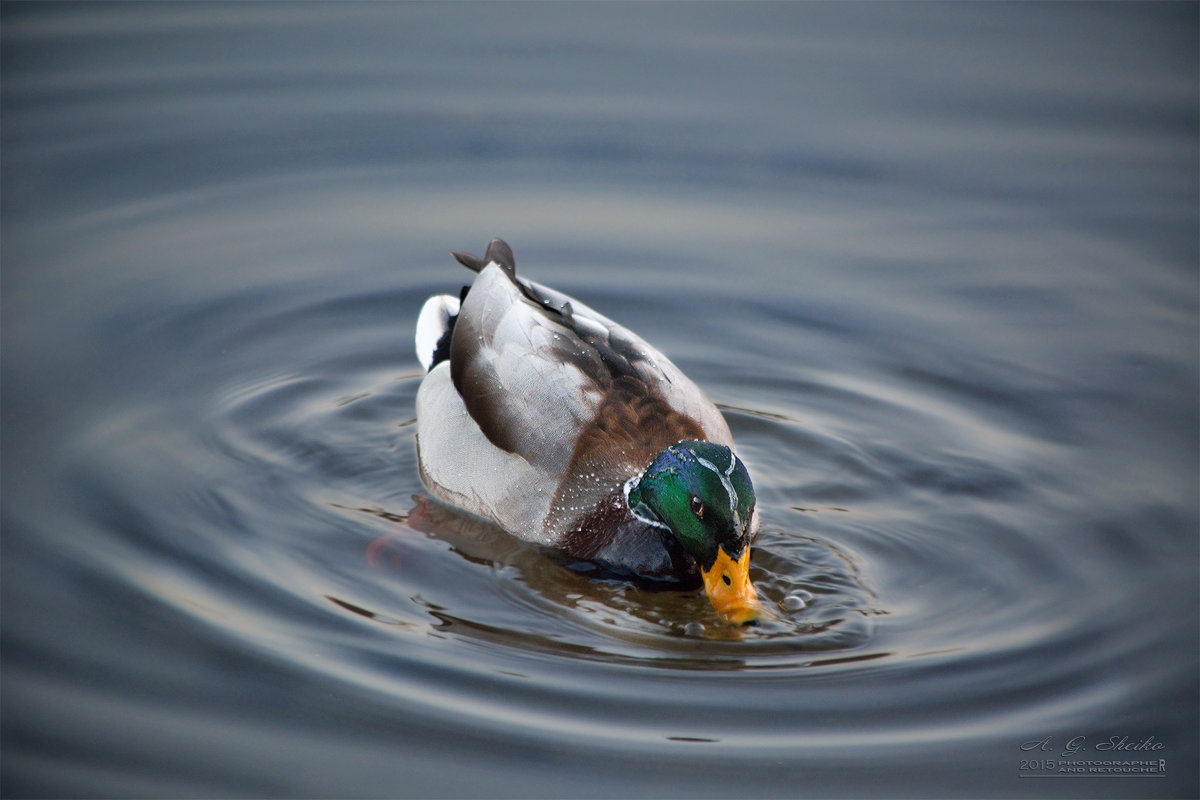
top-left (545, 375), bottom-right (707, 536)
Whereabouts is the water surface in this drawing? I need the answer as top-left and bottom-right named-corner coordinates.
top-left (3, 3), bottom-right (1197, 797)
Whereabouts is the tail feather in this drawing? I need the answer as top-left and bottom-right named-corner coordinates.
top-left (415, 294), bottom-right (461, 372)
top-left (451, 238), bottom-right (515, 278)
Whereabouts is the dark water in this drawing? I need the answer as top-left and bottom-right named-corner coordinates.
top-left (3, 3), bottom-right (1198, 797)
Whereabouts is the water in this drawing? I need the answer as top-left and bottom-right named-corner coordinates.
top-left (3, 3), bottom-right (1197, 797)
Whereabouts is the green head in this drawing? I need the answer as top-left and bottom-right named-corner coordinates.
top-left (627, 440), bottom-right (762, 623)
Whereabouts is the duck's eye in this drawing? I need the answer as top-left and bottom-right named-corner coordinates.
top-left (690, 496), bottom-right (704, 518)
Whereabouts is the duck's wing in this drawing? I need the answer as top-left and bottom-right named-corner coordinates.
top-left (447, 262), bottom-right (607, 478)
top-left (449, 249), bottom-right (733, 478)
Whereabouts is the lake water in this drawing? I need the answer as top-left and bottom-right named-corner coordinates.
top-left (3, 3), bottom-right (1197, 797)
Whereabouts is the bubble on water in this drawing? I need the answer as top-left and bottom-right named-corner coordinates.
top-left (781, 590), bottom-right (813, 612)
top-left (683, 621), bottom-right (706, 637)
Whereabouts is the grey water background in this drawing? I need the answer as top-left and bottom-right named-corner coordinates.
top-left (3, 2), bottom-right (1197, 797)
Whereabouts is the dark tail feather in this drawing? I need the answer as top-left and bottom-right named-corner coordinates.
top-left (451, 238), bottom-right (515, 278)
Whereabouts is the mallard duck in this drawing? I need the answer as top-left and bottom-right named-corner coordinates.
top-left (414, 239), bottom-right (762, 623)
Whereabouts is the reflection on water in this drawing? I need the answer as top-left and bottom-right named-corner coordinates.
top-left (3, 2), bottom-right (1197, 798)
top-left (351, 491), bottom-right (880, 653)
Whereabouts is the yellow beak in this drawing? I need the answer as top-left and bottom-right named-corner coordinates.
top-left (700, 546), bottom-right (763, 625)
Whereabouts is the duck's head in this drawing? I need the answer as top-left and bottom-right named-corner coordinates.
top-left (626, 440), bottom-right (763, 624)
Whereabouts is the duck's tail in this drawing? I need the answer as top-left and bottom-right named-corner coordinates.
top-left (415, 293), bottom-right (460, 372)
top-left (417, 238), bottom-right (512, 372)
top-left (451, 238), bottom-right (515, 278)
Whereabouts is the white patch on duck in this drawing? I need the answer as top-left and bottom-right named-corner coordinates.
top-left (415, 294), bottom-right (460, 372)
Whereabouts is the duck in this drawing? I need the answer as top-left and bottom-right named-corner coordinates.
top-left (414, 239), bottom-right (763, 624)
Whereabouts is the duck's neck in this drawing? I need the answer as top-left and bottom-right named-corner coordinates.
top-left (557, 485), bottom-right (699, 586)
top-left (623, 475), bottom-right (670, 532)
